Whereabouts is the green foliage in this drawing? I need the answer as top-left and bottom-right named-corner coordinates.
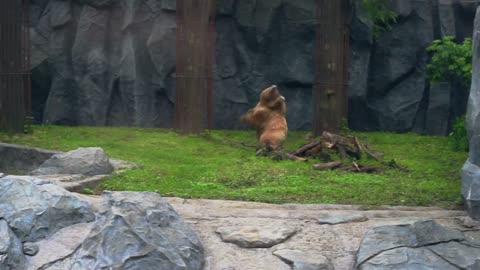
top-left (427, 36), bottom-right (473, 87)
top-left (360, 0), bottom-right (398, 39)
top-left (449, 115), bottom-right (469, 152)
top-left (339, 118), bottom-right (351, 136)
top-left (83, 188), bottom-right (94, 195)
top-left (0, 126), bottom-right (467, 208)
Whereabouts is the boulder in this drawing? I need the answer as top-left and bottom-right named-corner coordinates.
top-left (462, 161), bottom-right (480, 220)
top-left (69, 191), bottom-right (205, 270)
top-left (0, 176), bottom-right (95, 242)
top-left (0, 143), bottom-right (58, 174)
top-left (0, 219), bottom-right (28, 270)
top-left (31, 147), bottom-right (114, 176)
top-left (462, 6), bottom-right (480, 221)
top-left (216, 226), bottom-right (298, 248)
top-left (355, 220), bottom-right (480, 269)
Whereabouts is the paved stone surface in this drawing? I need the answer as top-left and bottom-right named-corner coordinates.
top-left (273, 249), bottom-right (334, 270)
top-left (28, 222), bottom-right (93, 270)
top-left (317, 213), bottom-right (368, 225)
top-left (216, 226), bottom-right (298, 248)
top-left (165, 197), bottom-right (470, 270)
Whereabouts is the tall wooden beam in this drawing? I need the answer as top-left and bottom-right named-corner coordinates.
top-left (0, 0), bottom-right (30, 133)
top-left (175, 0), bottom-right (215, 133)
top-left (313, 0), bottom-right (350, 136)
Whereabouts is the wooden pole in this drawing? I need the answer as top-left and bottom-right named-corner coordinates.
top-left (313, 0), bottom-right (350, 136)
top-left (174, 0), bottom-right (215, 133)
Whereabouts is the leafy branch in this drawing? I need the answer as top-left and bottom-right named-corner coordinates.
top-left (426, 36), bottom-right (473, 87)
top-left (359, 0), bottom-right (398, 39)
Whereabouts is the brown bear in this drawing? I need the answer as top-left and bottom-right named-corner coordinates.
top-left (241, 85), bottom-right (288, 150)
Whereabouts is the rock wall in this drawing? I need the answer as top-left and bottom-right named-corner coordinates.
top-left (30, 0), bottom-right (478, 132)
top-left (462, 6), bottom-right (480, 221)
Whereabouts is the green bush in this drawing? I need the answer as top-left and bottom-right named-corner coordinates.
top-left (427, 36), bottom-right (473, 87)
top-left (449, 115), bottom-right (469, 152)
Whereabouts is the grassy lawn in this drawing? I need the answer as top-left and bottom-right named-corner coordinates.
top-left (0, 125), bottom-right (467, 208)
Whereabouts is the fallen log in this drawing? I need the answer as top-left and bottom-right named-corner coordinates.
top-left (290, 141), bottom-right (322, 156)
top-left (322, 131), bottom-right (361, 158)
top-left (306, 144), bottom-right (323, 156)
top-left (284, 153), bottom-right (308, 162)
top-left (313, 161), bottom-right (342, 171)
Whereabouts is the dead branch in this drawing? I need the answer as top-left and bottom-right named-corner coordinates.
top-left (313, 161), bottom-right (342, 171)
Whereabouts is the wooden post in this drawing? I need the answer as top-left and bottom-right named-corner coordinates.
top-left (0, 0), bottom-right (30, 133)
top-left (175, 0), bottom-right (215, 133)
top-left (313, 0), bottom-right (350, 136)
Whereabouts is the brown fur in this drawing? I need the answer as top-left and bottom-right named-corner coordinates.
top-left (241, 85), bottom-right (288, 149)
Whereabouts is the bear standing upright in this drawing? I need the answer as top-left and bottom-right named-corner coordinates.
top-left (241, 85), bottom-right (288, 150)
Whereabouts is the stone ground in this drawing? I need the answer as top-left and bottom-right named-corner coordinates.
top-left (115, 197), bottom-right (470, 270)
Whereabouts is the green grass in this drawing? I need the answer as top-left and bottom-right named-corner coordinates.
top-left (0, 125), bottom-right (467, 208)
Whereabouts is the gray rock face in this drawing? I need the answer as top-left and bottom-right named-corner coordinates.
top-left (273, 249), bottom-right (334, 270)
top-left (0, 143), bottom-right (58, 174)
top-left (216, 226), bottom-right (298, 248)
top-left (366, 1), bottom-right (433, 132)
top-left (463, 6), bottom-right (480, 221)
top-left (462, 161), bottom-right (480, 220)
top-left (355, 220), bottom-right (480, 269)
top-left (317, 213), bottom-right (368, 225)
top-left (425, 82), bottom-right (453, 135)
top-left (0, 176), bottom-right (95, 242)
top-left (69, 191), bottom-right (205, 270)
top-left (0, 219), bottom-right (28, 270)
top-left (31, 147), bottom-right (114, 176)
top-left (29, 0), bottom-right (476, 132)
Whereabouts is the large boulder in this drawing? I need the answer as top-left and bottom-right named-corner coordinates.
top-left (0, 219), bottom-right (28, 270)
top-left (69, 191), bottom-right (205, 270)
top-left (462, 6), bottom-right (480, 221)
top-left (31, 147), bottom-right (114, 176)
top-left (0, 143), bottom-right (58, 174)
top-left (355, 220), bottom-right (480, 269)
top-left (0, 179), bottom-right (204, 269)
top-left (0, 176), bottom-right (95, 242)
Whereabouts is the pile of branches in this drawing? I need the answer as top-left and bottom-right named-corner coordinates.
top-left (281, 131), bottom-right (405, 173)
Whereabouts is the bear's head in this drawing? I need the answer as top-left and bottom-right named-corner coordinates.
top-left (240, 85), bottom-right (287, 127)
top-left (258, 85), bottom-right (286, 115)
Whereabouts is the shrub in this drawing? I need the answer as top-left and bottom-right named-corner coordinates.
top-left (427, 36), bottom-right (473, 87)
top-left (449, 115), bottom-right (469, 152)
